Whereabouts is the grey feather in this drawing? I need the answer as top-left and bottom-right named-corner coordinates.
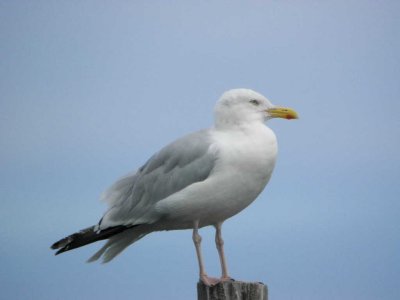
top-left (51, 129), bottom-right (218, 263)
top-left (99, 129), bottom-right (217, 229)
top-left (87, 226), bottom-right (149, 263)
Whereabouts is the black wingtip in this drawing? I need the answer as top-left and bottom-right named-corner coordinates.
top-left (50, 235), bottom-right (73, 251)
top-left (51, 224), bottom-right (134, 256)
top-left (51, 240), bottom-right (69, 255)
top-left (54, 247), bottom-right (68, 256)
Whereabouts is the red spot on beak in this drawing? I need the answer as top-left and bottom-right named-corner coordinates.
top-left (286, 114), bottom-right (293, 119)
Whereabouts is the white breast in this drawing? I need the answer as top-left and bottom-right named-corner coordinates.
top-left (211, 123), bottom-right (277, 184)
top-left (206, 124), bottom-right (278, 218)
top-left (156, 123), bottom-right (278, 228)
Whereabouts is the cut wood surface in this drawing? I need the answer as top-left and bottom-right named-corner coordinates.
top-left (197, 280), bottom-right (268, 300)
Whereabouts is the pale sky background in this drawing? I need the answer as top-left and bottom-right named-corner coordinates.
top-left (1, 1), bottom-right (399, 299)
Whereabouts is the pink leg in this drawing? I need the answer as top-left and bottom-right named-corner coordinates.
top-left (192, 220), bottom-right (219, 286)
top-left (215, 222), bottom-right (233, 281)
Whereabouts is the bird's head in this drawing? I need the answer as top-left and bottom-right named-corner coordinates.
top-left (214, 88), bottom-right (298, 129)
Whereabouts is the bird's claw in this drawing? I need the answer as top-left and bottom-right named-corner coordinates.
top-left (200, 274), bottom-right (220, 286)
top-left (200, 275), bottom-right (235, 286)
top-left (220, 276), bottom-right (235, 282)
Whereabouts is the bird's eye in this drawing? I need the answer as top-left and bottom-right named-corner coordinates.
top-left (249, 99), bottom-right (260, 106)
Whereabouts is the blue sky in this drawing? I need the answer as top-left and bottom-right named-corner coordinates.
top-left (1, 1), bottom-right (399, 299)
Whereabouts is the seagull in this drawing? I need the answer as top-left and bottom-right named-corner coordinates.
top-left (51, 88), bottom-right (298, 286)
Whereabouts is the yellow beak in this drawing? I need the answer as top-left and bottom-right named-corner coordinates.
top-left (267, 107), bottom-right (299, 120)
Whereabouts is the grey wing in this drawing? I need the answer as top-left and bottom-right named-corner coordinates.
top-left (98, 129), bottom-right (217, 229)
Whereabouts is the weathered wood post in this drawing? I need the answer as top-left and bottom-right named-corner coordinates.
top-left (197, 281), bottom-right (268, 300)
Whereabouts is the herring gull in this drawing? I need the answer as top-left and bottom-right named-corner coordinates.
top-left (51, 88), bottom-right (298, 285)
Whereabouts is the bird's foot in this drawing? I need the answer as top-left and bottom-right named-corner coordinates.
top-left (200, 275), bottom-right (235, 286)
top-left (220, 276), bottom-right (235, 282)
top-left (200, 274), bottom-right (221, 286)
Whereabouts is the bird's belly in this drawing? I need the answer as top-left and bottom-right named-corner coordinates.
top-left (155, 125), bottom-right (277, 229)
top-left (155, 155), bottom-right (275, 228)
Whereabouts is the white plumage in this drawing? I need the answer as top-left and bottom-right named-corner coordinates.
top-left (51, 88), bottom-right (298, 285)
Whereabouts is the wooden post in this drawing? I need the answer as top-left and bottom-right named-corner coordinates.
top-left (197, 281), bottom-right (268, 300)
